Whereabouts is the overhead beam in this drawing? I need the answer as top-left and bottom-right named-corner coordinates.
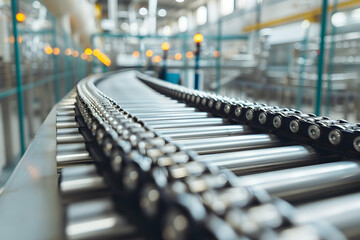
top-left (243, 0), bottom-right (360, 32)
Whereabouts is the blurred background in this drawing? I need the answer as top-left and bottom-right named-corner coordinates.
top-left (1, 0), bottom-right (360, 185)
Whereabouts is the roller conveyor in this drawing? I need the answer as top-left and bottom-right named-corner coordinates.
top-left (48, 70), bottom-right (360, 240)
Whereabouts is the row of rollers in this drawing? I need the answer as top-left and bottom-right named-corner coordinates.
top-left (75, 77), bottom-right (360, 240)
top-left (56, 91), bottom-right (146, 240)
top-left (137, 72), bottom-right (360, 157)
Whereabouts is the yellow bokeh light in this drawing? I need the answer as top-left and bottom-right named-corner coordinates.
top-left (146, 49), bottom-right (154, 58)
top-left (44, 45), bottom-right (53, 55)
top-left (161, 42), bottom-right (170, 51)
top-left (194, 33), bottom-right (204, 43)
top-left (16, 13), bottom-right (26, 23)
top-left (94, 49), bottom-right (111, 67)
top-left (93, 48), bottom-right (100, 57)
top-left (85, 48), bottom-right (92, 55)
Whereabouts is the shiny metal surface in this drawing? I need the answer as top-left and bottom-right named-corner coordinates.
top-left (66, 198), bottom-right (114, 221)
top-left (56, 152), bottom-right (92, 162)
top-left (57, 128), bottom-right (80, 135)
top-left (151, 118), bottom-right (227, 129)
top-left (60, 175), bottom-right (107, 196)
top-left (124, 107), bottom-right (196, 112)
top-left (57, 116), bottom-right (76, 122)
top-left (57, 110), bottom-right (76, 116)
top-left (56, 152), bottom-right (93, 168)
top-left (135, 112), bottom-right (204, 118)
top-left (159, 125), bottom-right (250, 139)
top-left (197, 145), bottom-right (324, 174)
top-left (238, 161), bottom-right (360, 202)
top-left (122, 103), bottom-right (187, 108)
top-left (61, 164), bottom-right (98, 180)
top-left (56, 134), bottom-right (85, 144)
top-left (140, 112), bottom-right (209, 122)
top-left (0, 106), bottom-right (62, 240)
top-left (57, 143), bottom-right (87, 153)
top-left (294, 193), bottom-right (360, 239)
top-left (178, 134), bottom-right (281, 154)
top-left (57, 105), bottom-right (76, 110)
top-left (66, 213), bottom-right (139, 240)
top-left (56, 121), bottom-right (79, 129)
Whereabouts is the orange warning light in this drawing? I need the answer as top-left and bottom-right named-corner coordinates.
top-left (193, 33), bottom-right (203, 43)
top-left (146, 49), bottom-right (154, 58)
top-left (186, 51), bottom-right (194, 59)
top-left (16, 13), bottom-right (26, 23)
top-left (175, 53), bottom-right (182, 60)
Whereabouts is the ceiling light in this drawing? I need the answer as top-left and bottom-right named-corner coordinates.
top-left (139, 7), bottom-right (148, 16)
top-left (158, 9), bottom-right (167, 17)
top-left (32, 0), bottom-right (41, 9)
top-left (301, 19), bottom-right (311, 30)
top-left (178, 16), bottom-right (188, 32)
top-left (176, 0), bottom-right (184, 3)
top-left (331, 12), bottom-right (347, 27)
top-left (120, 22), bottom-right (129, 31)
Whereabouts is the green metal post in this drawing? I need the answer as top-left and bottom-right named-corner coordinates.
top-left (325, 0), bottom-right (338, 116)
top-left (10, 0), bottom-right (26, 154)
top-left (182, 32), bottom-right (188, 86)
top-left (296, 26), bottom-right (310, 110)
top-left (216, 19), bottom-right (223, 93)
top-left (64, 32), bottom-right (71, 92)
top-left (315, 0), bottom-right (328, 115)
top-left (51, 17), bottom-right (60, 102)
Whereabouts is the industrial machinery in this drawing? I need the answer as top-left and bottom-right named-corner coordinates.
top-left (55, 70), bottom-right (360, 240)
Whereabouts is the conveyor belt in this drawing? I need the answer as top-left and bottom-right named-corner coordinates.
top-left (56, 70), bottom-right (360, 240)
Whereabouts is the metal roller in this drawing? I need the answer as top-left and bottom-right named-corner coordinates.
top-left (55, 70), bottom-right (360, 240)
top-left (66, 212), bottom-right (141, 240)
top-left (123, 107), bottom-right (197, 113)
top-left (237, 161), bottom-right (360, 202)
top-left (196, 145), bottom-right (334, 174)
top-left (60, 165), bottom-right (107, 197)
top-left (135, 112), bottom-right (209, 118)
top-left (57, 143), bottom-right (87, 153)
top-left (56, 121), bottom-right (79, 129)
top-left (158, 125), bottom-right (251, 139)
top-left (57, 105), bottom-right (76, 110)
top-left (176, 134), bottom-right (283, 154)
top-left (56, 152), bottom-right (93, 168)
top-left (57, 110), bottom-right (76, 116)
top-left (150, 118), bottom-right (228, 129)
top-left (140, 112), bottom-right (210, 122)
top-left (57, 128), bottom-right (80, 135)
top-left (293, 193), bottom-right (360, 239)
top-left (120, 103), bottom-right (187, 108)
top-left (57, 116), bottom-right (76, 122)
top-left (56, 134), bottom-right (85, 144)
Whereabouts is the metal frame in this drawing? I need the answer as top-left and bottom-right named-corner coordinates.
top-left (0, 1), bottom-right (88, 187)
